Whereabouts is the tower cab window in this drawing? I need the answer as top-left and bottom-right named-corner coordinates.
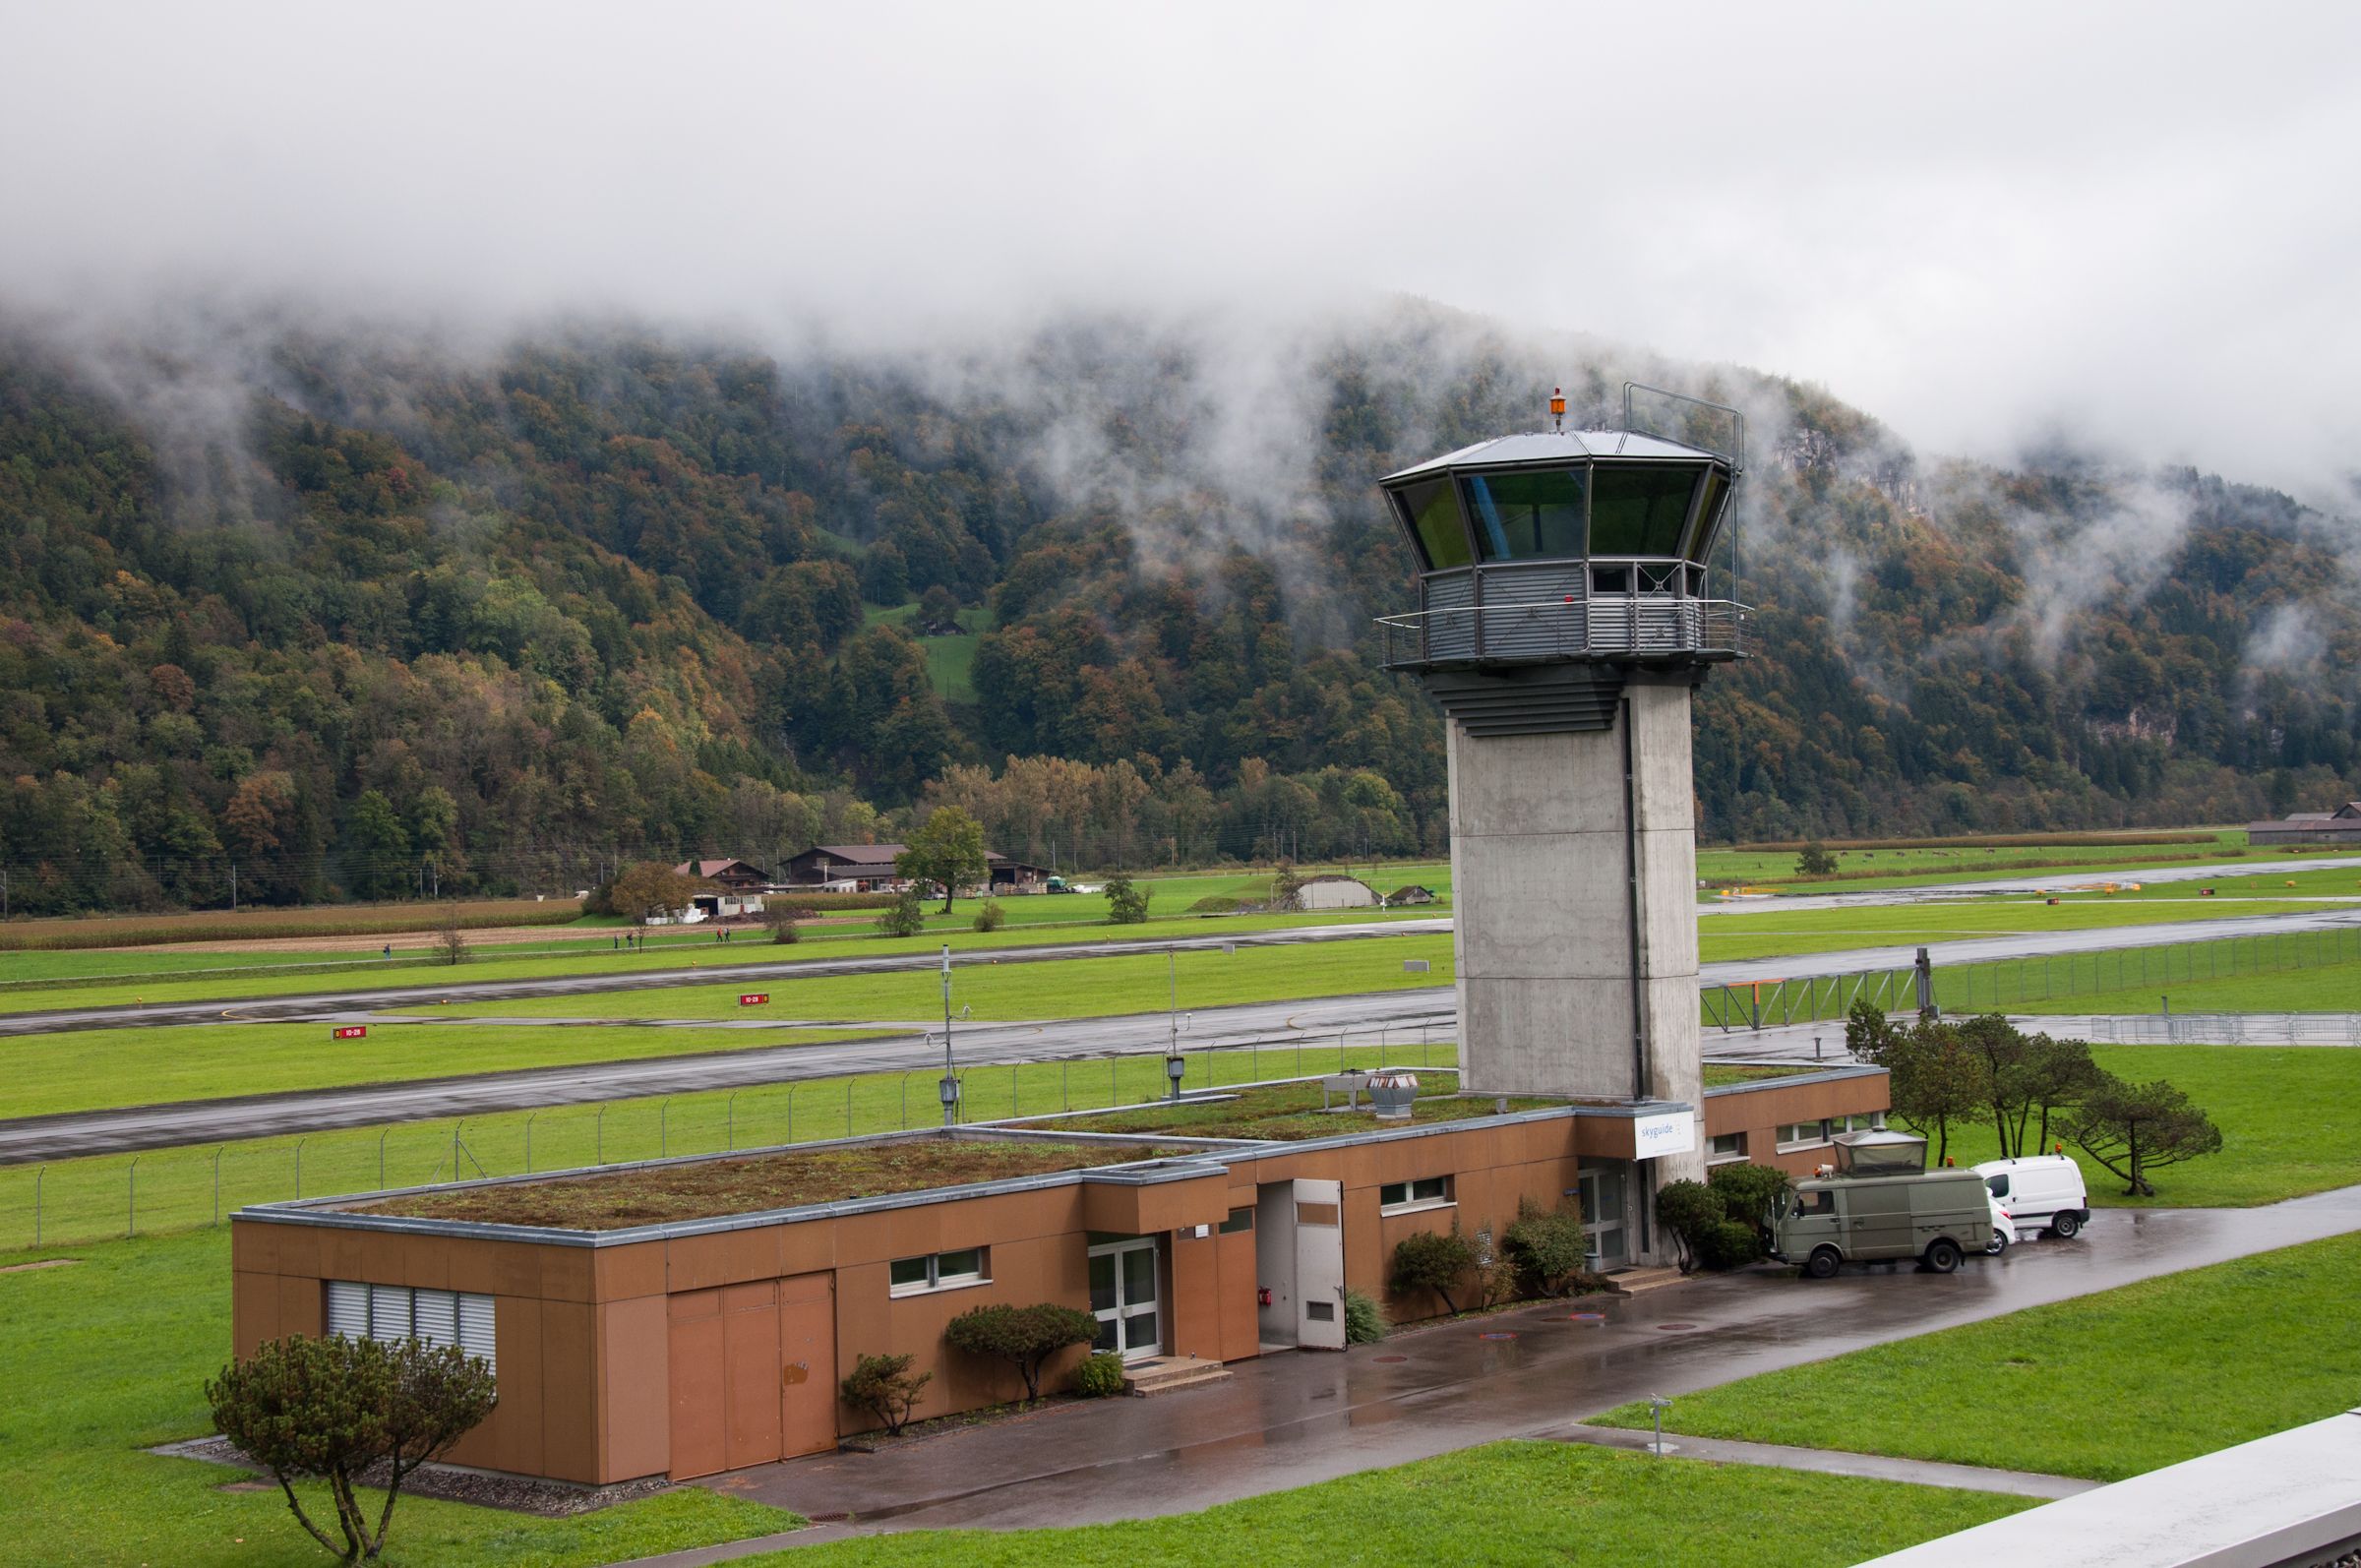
top-left (1463, 468), bottom-right (1586, 561)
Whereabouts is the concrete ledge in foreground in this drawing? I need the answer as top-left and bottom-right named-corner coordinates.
top-left (1856, 1408), bottom-right (2361, 1568)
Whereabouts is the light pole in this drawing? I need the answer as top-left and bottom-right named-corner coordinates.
top-left (938, 944), bottom-right (961, 1126)
top-left (1166, 947), bottom-right (1185, 1101)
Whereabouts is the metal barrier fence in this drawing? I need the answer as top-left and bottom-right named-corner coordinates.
top-left (2084, 1012), bottom-right (2361, 1046)
top-left (1704, 923), bottom-right (2361, 1031)
top-left (0, 1027), bottom-right (1457, 1252)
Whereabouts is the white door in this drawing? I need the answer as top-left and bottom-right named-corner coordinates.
top-left (1087, 1237), bottom-right (1162, 1360)
top-left (1292, 1178), bottom-right (1346, 1350)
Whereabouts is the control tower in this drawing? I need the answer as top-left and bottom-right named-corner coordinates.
top-left (1376, 386), bottom-right (1748, 1187)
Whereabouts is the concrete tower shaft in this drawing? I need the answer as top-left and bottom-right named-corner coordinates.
top-left (1444, 677), bottom-right (1709, 1186)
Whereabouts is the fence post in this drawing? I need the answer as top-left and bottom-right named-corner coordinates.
top-left (1060, 1059), bottom-right (1068, 1113)
top-left (725, 1093), bottom-right (739, 1151)
top-left (846, 1077), bottom-right (854, 1136)
top-left (212, 1146), bottom-right (223, 1227)
top-left (379, 1127), bottom-right (390, 1189)
top-left (660, 1100), bottom-right (669, 1158)
top-left (525, 1112), bottom-right (537, 1173)
top-left (596, 1106), bottom-right (606, 1165)
top-left (33, 1166), bottom-right (42, 1248)
top-left (454, 1121), bottom-right (463, 1178)
top-left (128, 1157), bottom-right (138, 1237)
top-left (787, 1083), bottom-right (797, 1144)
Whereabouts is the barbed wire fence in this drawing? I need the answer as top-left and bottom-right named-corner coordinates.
top-left (0, 1026), bottom-right (1458, 1252)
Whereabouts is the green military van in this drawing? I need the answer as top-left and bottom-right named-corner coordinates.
top-left (1772, 1130), bottom-right (1991, 1279)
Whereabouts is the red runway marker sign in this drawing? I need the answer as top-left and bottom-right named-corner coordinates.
top-left (739, 993), bottom-right (769, 1007)
top-left (333, 1025), bottom-right (368, 1040)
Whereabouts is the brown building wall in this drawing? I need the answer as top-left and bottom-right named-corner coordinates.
top-left (229, 1076), bottom-right (1887, 1484)
top-left (1705, 1072), bottom-right (1895, 1181)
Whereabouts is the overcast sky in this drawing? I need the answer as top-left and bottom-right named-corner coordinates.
top-left (4, 2), bottom-right (2358, 498)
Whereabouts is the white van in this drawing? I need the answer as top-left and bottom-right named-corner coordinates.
top-left (1972, 1155), bottom-right (2089, 1238)
top-left (1984, 1192), bottom-right (2016, 1255)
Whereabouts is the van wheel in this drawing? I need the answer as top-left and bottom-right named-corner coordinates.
top-left (1984, 1230), bottom-right (2008, 1257)
top-left (1805, 1247), bottom-right (1842, 1280)
top-left (2049, 1211), bottom-right (2083, 1239)
top-left (1923, 1238), bottom-right (1962, 1274)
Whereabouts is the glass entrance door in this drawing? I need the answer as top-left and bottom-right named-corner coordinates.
top-left (1577, 1167), bottom-right (1628, 1267)
top-left (1087, 1237), bottom-right (1161, 1360)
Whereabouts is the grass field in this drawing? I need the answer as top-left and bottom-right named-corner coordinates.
top-left (0, 906), bottom-right (1435, 1015)
top-left (1592, 1229), bottom-right (2361, 1482)
top-left (757, 1440), bottom-right (2028, 1568)
top-left (2, 1021), bottom-right (867, 1120)
top-left (0, 1227), bottom-right (801, 1566)
top-left (0, 897), bottom-right (587, 952)
top-left (0, 1038), bottom-right (1462, 1249)
top-left (447, 935), bottom-right (1458, 1024)
top-left (1914, 1045), bottom-right (2361, 1208)
top-left (1699, 894), bottom-right (2329, 964)
top-left (2013, 954), bottom-right (2361, 1016)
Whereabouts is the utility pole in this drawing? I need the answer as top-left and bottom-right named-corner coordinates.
top-left (227, 857), bottom-right (237, 912)
top-left (938, 944), bottom-right (960, 1127)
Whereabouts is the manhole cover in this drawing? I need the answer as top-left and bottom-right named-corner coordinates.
top-left (1373, 1355), bottom-right (1408, 1363)
top-left (1655, 1322), bottom-right (1698, 1331)
top-left (1478, 1331), bottom-right (1518, 1341)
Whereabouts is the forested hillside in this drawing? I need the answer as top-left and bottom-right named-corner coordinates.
top-left (2, 303), bottom-right (2354, 914)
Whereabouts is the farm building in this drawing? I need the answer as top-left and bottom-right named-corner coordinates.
top-left (2247, 803), bottom-right (2361, 845)
top-left (228, 1064), bottom-right (1888, 1484)
top-left (779, 845), bottom-right (1054, 894)
top-left (1294, 874), bottom-right (1378, 910)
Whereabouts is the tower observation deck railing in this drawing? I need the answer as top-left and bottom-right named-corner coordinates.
top-left (1378, 559), bottom-right (1750, 670)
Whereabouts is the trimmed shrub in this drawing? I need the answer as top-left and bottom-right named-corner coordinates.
top-left (1072, 1352), bottom-right (1128, 1398)
top-left (1342, 1289), bottom-right (1387, 1344)
top-left (1389, 1227), bottom-right (1479, 1315)
top-left (841, 1353), bottom-right (930, 1436)
top-left (1696, 1218), bottom-right (1764, 1272)
top-left (1500, 1198), bottom-right (1589, 1297)
top-left (765, 909), bottom-right (803, 944)
top-left (972, 900), bottom-right (1007, 933)
top-left (1654, 1178), bottom-right (1724, 1274)
top-left (943, 1302), bottom-right (1101, 1400)
top-left (1707, 1162), bottom-right (1792, 1249)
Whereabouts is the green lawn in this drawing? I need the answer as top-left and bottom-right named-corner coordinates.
top-left (0, 1228), bottom-right (801, 1566)
top-left (448, 935), bottom-right (1460, 1024)
top-left (1593, 1229), bottom-right (2361, 1482)
top-left (0, 1021), bottom-right (865, 1119)
top-left (0, 1038), bottom-right (1461, 1250)
top-left (756, 1441), bottom-right (2028, 1568)
top-left (1910, 1045), bottom-right (2361, 1209)
top-left (2012, 953), bottom-right (2361, 1016)
top-left (0, 901), bottom-right (1448, 1016)
top-left (1700, 894), bottom-right (2329, 964)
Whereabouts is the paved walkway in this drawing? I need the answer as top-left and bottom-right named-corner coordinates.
top-left (1550, 1422), bottom-right (2096, 1499)
top-left (614, 1184), bottom-right (2361, 1563)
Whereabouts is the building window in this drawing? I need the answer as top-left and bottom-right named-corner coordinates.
top-left (324, 1281), bottom-right (495, 1374)
top-left (1378, 1176), bottom-right (1452, 1213)
top-left (1834, 1113), bottom-right (1885, 1133)
top-left (1707, 1132), bottom-right (1747, 1164)
top-left (888, 1247), bottom-right (990, 1297)
top-left (1217, 1207), bottom-right (1254, 1235)
top-left (1777, 1120), bottom-right (1832, 1149)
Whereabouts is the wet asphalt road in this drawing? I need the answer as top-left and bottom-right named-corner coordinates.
top-left (662, 1184), bottom-right (2361, 1544)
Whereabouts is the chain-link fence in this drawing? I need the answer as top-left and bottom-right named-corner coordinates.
top-left (1703, 923), bottom-right (2361, 1032)
top-left (0, 1027), bottom-right (1458, 1252)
